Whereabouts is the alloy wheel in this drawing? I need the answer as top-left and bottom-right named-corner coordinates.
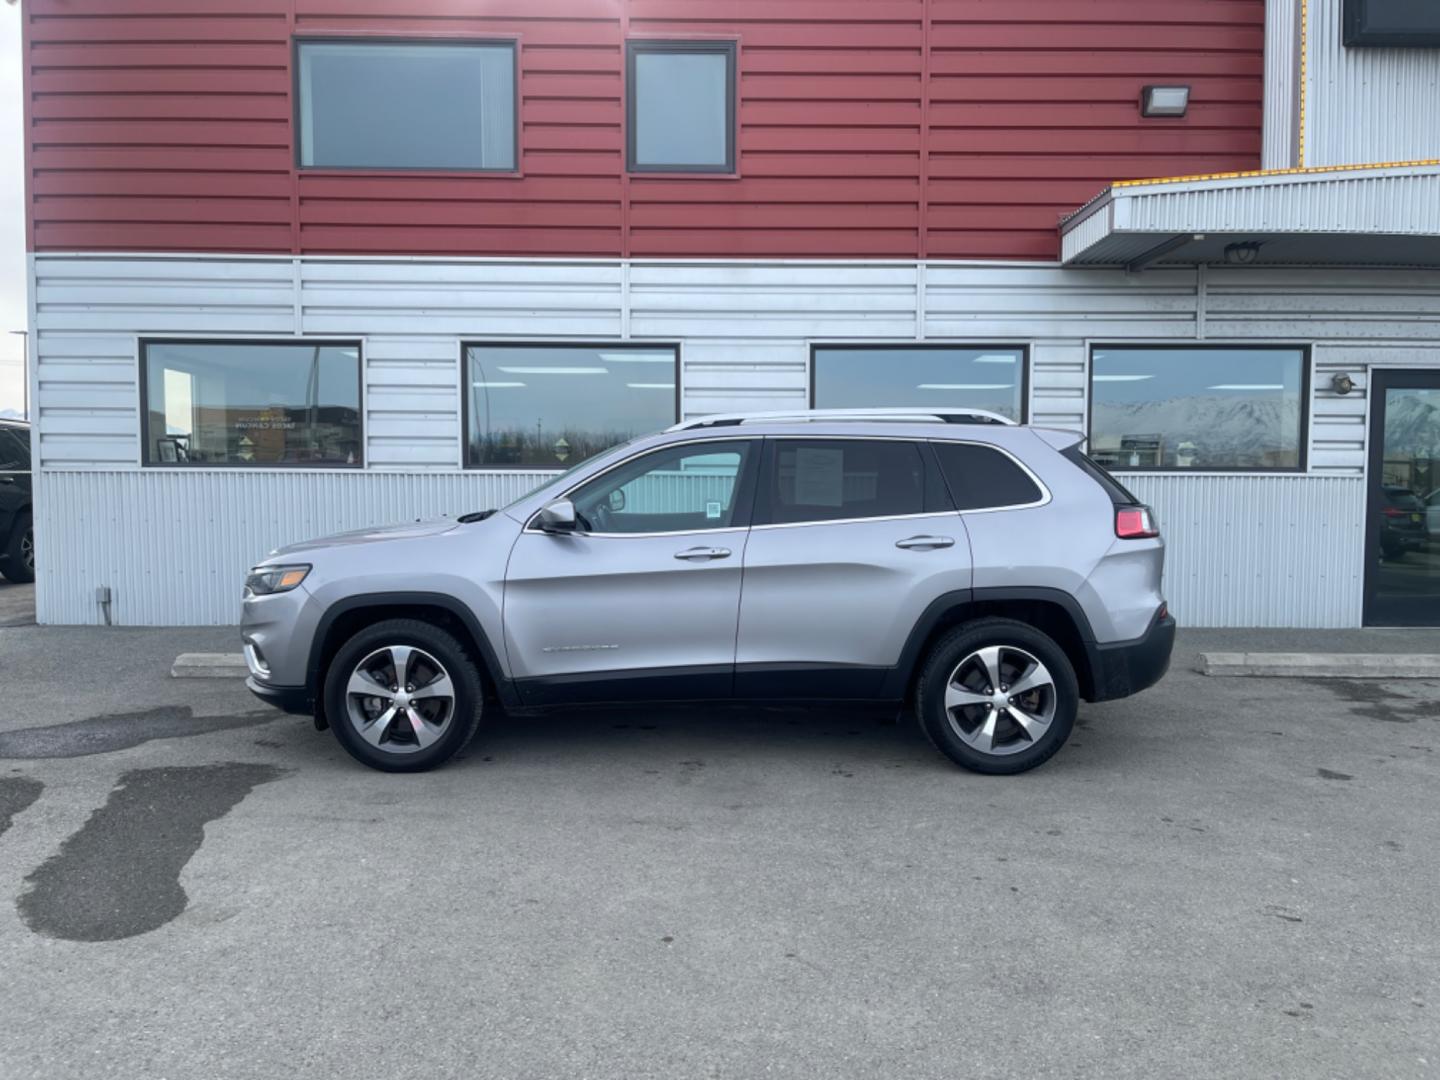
top-left (943, 644), bottom-right (1057, 757)
top-left (21, 529), bottom-right (33, 574)
top-left (344, 644), bottom-right (455, 754)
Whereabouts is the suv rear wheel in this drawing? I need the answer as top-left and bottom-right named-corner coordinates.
top-left (2, 513), bottom-right (34, 584)
top-left (324, 618), bottom-right (484, 773)
top-left (915, 617), bottom-right (1078, 774)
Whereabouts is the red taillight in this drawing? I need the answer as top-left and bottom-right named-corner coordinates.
top-left (1116, 505), bottom-right (1159, 539)
top-left (1382, 506), bottom-right (1405, 518)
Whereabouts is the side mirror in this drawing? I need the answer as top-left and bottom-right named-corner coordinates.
top-left (537, 498), bottom-right (578, 533)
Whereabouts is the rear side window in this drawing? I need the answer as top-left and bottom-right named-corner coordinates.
top-left (761, 440), bottom-right (928, 525)
top-left (1061, 445), bottom-right (1139, 506)
top-left (932, 441), bottom-right (1043, 510)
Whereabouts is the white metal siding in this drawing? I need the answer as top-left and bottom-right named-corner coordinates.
top-left (1121, 473), bottom-right (1365, 628)
top-left (1303, 0), bottom-right (1440, 168)
top-left (26, 253), bottom-right (1440, 627)
top-left (1263, 0), bottom-right (1302, 169)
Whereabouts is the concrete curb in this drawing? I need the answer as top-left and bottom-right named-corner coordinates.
top-left (1200, 652), bottom-right (1440, 678)
top-left (172, 652), bottom-right (248, 679)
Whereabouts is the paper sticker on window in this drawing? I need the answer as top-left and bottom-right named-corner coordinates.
top-left (793, 447), bottom-right (845, 507)
top-left (706, 500), bottom-right (723, 519)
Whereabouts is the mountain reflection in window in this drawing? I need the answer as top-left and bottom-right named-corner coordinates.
top-left (143, 341), bottom-right (362, 467)
top-left (1089, 347), bottom-right (1305, 471)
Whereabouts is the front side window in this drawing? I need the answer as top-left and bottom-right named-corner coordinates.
top-left (465, 344), bottom-right (678, 468)
top-left (760, 439), bottom-right (929, 525)
top-left (627, 41), bottom-right (735, 172)
top-left (0, 427), bottom-right (29, 471)
top-left (568, 440), bottom-right (754, 534)
top-left (297, 41), bottom-right (516, 170)
top-left (1089, 346), bottom-right (1307, 471)
top-left (142, 340), bottom-right (362, 467)
top-left (812, 346), bottom-right (1026, 423)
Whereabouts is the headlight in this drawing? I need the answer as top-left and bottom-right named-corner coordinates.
top-left (244, 564), bottom-right (311, 596)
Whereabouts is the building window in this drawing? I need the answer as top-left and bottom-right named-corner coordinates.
top-left (811, 345), bottom-right (1027, 423)
top-left (1088, 346), bottom-right (1308, 471)
top-left (1344, 0), bottom-right (1440, 47)
top-left (296, 40), bottom-right (516, 170)
top-left (626, 41), bottom-right (736, 173)
top-left (142, 340), bottom-right (362, 467)
top-left (464, 343), bottom-right (679, 469)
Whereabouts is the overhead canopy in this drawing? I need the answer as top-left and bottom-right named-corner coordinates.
top-left (1059, 162), bottom-right (1440, 270)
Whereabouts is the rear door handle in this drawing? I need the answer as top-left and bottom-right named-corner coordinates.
top-left (674, 546), bottom-right (731, 561)
top-left (895, 535), bottom-right (955, 551)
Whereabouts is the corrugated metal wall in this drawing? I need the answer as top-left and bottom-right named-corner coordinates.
top-left (1123, 473), bottom-right (1365, 627)
top-left (1302, 0), bottom-right (1440, 167)
top-left (34, 462), bottom-right (1369, 629)
top-left (19, 0), bottom-right (1265, 262)
top-left (37, 470), bottom-right (552, 625)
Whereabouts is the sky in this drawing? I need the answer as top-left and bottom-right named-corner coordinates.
top-left (0, 7), bottom-right (24, 417)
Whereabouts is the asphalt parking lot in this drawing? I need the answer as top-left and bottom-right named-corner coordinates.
top-left (0, 620), bottom-right (1437, 1079)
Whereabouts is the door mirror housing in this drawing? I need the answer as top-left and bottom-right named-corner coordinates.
top-left (537, 498), bottom-right (579, 533)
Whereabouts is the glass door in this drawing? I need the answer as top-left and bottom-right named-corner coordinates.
top-left (1364, 370), bottom-right (1440, 626)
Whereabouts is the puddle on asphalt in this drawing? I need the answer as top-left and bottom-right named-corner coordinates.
top-left (17, 762), bottom-right (285, 942)
top-left (1300, 678), bottom-right (1440, 724)
top-left (0, 706), bottom-right (278, 759)
top-left (0, 775), bottom-right (44, 837)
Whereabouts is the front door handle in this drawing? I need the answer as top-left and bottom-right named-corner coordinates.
top-left (896, 535), bottom-right (955, 551)
top-left (674, 546), bottom-right (731, 561)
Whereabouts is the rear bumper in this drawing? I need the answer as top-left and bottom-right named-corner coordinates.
top-left (1087, 610), bottom-right (1175, 702)
top-left (246, 676), bottom-right (313, 716)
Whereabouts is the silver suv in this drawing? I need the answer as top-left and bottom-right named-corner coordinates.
top-left (243, 409), bottom-right (1174, 775)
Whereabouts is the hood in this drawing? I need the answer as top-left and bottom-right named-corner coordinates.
top-left (265, 518), bottom-right (460, 558)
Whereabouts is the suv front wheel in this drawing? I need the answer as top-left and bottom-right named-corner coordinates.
top-left (915, 618), bottom-right (1078, 775)
top-left (324, 618), bottom-right (484, 772)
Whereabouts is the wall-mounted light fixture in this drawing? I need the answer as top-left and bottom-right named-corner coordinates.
top-left (1224, 241), bottom-right (1263, 265)
top-left (1331, 372), bottom-right (1356, 395)
top-left (1140, 85), bottom-right (1190, 117)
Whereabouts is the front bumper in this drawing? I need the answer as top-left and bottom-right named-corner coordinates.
top-left (1087, 609), bottom-right (1176, 702)
top-left (245, 676), bottom-right (313, 716)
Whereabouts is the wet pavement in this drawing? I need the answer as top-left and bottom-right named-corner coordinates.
top-left (0, 622), bottom-right (1437, 1078)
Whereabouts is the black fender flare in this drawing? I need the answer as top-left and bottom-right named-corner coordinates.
top-left (306, 591), bottom-right (520, 709)
top-left (880, 586), bottom-right (1100, 699)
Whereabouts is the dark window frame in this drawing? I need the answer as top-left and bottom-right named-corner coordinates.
top-left (808, 343), bottom-right (1031, 424)
top-left (1085, 343), bottom-right (1312, 475)
top-left (461, 340), bottom-right (682, 472)
top-left (293, 36), bottom-right (521, 174)
top-left (1344, 0), bottom-right (1440, 47)
top-left (625, 39), bottom-right (738, 175)
top-left (138, 337), bottom-right (366, 470)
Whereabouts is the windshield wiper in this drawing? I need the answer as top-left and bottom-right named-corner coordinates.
top-left (457, 509), bottom-right (496, 524)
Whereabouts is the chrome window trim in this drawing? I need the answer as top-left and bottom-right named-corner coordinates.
top-left (750, 510), bottom-right (961, 532)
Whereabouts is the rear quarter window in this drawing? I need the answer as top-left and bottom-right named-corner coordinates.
top-left (931, 441), bottom-right (1044, 511)
top-left (1062, 445), bottom-right (1139, 506)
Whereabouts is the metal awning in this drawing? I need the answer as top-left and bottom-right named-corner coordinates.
top-left (1059, 162), bottom-right (1440, 270)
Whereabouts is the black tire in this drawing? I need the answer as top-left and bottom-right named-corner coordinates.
top-left (915, 617), bottom-right (1078, 775)
top-left (324, 618), bottom-right (484, 773)
top-left (2, 513), bottom-right (34, 584)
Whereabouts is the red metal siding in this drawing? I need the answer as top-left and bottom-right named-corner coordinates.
top-left (21, 0), bottom-right (1264, 261)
